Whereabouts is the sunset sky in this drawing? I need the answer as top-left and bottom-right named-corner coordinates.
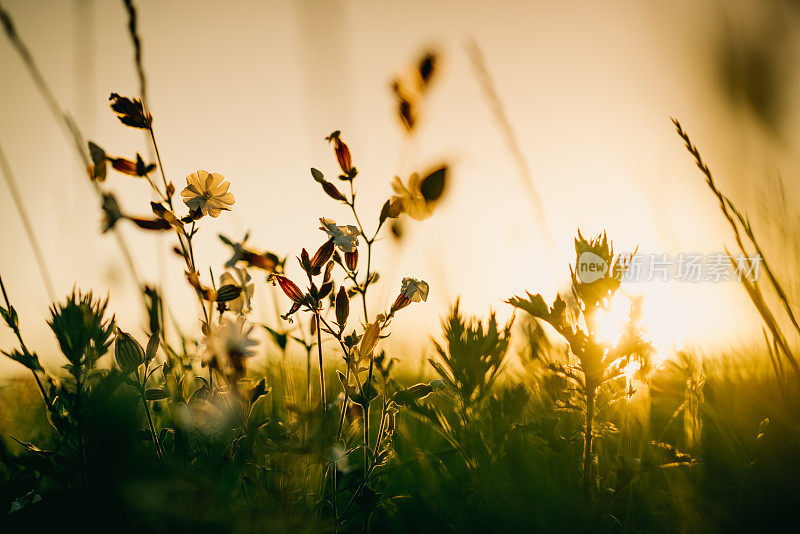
top-left (3, 0), bottom-right (800, 374)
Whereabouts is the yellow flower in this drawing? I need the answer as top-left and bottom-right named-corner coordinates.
top-left (390, 174), bottom-right (432, 220)
top-left (181, 170), bottom-right (235, 217)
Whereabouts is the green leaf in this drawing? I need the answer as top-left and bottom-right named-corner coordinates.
top-left (145, 387), bottom-right (169, 400)
top-left (506, 292), bottom-right (549, 319)
top-left (420, 165), bottom-right (447, 203)
top-left (392, 383), bottom-right (434, 406)
top-left (2, 348), bottom-right (43, 373)
top-left (246, 393), bottom-right (271, 433)
top-left (145, 333), bottom-right (159, 362)
top-left (0, 304), bottom-right (18, 330)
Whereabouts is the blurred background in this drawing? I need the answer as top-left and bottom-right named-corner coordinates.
top-left (3, 0), bottom-right (800, 375)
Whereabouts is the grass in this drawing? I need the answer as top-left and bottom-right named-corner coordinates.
top-left (2, 1), bottom-right (800, 533)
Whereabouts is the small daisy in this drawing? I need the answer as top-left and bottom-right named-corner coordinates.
top-left (181, 170), bottom-right (235, 217)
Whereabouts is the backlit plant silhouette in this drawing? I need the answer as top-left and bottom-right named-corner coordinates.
top-left (508, 231), bottom-right (651, 496)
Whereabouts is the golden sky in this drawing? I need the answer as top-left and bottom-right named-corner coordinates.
top-left (3, 0), bottom-right (800, 374)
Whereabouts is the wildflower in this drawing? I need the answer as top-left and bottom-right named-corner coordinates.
top-left (319, 218), bottom-right (360, 253)
top-left (391, 277), bottom-right (429, 313)
top-left (220, 269), bottom-right (254, 314)
top-left (390, 174), bottom-right (432, 220)
top-left (202, 316), bottom-right (259, 376)
top-left (181, 170), bottom-right (235, 218)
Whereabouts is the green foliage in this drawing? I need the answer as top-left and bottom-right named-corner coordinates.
top-left (47, 290), bottom-right (114, 374)
top-left (429, 301), bottom-right (513, 410)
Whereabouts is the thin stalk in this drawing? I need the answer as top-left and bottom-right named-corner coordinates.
top-left (583, 386), bottom-right (595, 500)
top-left (315, 310), bottom-right (326, 414)
top-left (135, 366), bottom-right (164, 461)
top-left (0, 3), bottom-right (143, 290)
top-left (0, 142), bottom-right (55, 300)
top-left (147, 127), bottom-right (173, 209)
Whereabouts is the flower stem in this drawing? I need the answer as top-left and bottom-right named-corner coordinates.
top-left (315, 311), bottom-right (326, 415)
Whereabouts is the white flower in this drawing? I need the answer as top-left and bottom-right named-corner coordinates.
top-left (391, 174), bottom-right (432, 221)
top-left (319, 217), bottom-right (360, 253)
top-left (202, 316), bottom-right (259, 374)
top-left (401, 277), bottom-right (429, 302)
top-left (181, 170), bottom-right (235, 217)
top-left (220, 268), bottom-right (254, 314)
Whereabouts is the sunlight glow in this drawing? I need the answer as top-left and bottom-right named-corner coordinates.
top-left (594, 286), bottom-right (686, 367)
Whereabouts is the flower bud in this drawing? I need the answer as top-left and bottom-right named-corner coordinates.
top-left (326, 130), bottom-right (357, 179)
top-left (310, 239), bottom-right (335, 275)
top-left (111, 157), bottom-right (138, 176)
top-left (345, 249), bottom-right (359, 271)
top-left (271, 275), bottom-right (305, 304)
top-left (115, 328), bottom-right (144, 371)
top-left (335, 287), bottom-right (349, 329)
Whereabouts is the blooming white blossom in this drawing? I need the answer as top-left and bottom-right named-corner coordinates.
top-left (202, 316), bottom-right (259, 373)
top-left (390, 174), bottom-right (432, 221)
top-left (220, 268), bottom-right (254, 314)
top-left (181, 170), bottom-right (235, 217)
top-left (319, 217), bottom-right (360, 253)
top-left (401, 277), bottom-right (429, 302)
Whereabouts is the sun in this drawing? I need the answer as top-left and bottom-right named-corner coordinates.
top-left (594, 287), bottom-right (687, 368)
